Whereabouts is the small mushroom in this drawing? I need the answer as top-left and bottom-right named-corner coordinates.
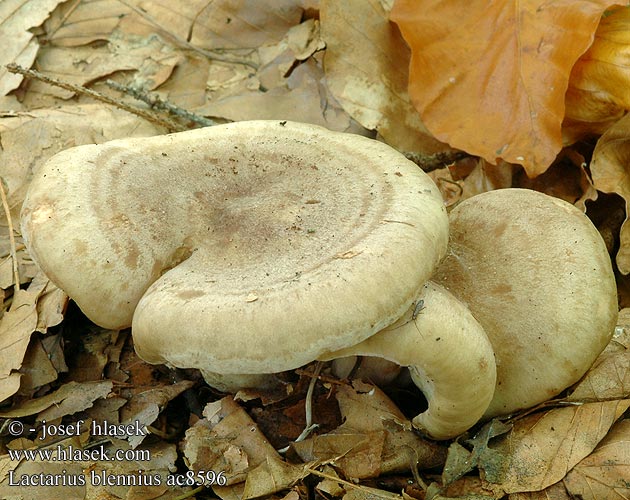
top-left (321, 281), bottom-right (497, 440)
top-left (433, 188), bottom-right (618, 417)
top-left (21, 121), bottom-right (449, 380)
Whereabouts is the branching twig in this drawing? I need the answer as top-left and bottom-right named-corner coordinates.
top-left (404, 150), bottom-right (470, 172)
top-left (106, 80), bottom-right (216, 128)
top-left (0, 179), bottom-right (20, 296)
top-left (6, 63), bottom-right (182, 132)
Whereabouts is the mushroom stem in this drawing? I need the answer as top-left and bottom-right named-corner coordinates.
top-left (321, 281), bottom-right (497, 440)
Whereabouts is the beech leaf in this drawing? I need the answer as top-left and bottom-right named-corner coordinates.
top-left (391, 0), bottom-right (619, 176)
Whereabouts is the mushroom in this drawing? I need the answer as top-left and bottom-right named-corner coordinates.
top-left (20, 120), bottom-right (449, 380)
top-left (432, 188), bottom-right (618, 417)
top-left (320, 281), bottom-right (497, 440)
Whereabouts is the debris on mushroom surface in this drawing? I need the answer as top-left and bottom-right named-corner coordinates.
top-left (322, 281), bottom-right (497, 440)
top-left (432, 188), bottom-right (618, 417)
top-left (20, 120), bottom-right (449, 380)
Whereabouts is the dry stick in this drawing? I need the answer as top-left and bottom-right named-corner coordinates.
top-left (106, 80), bottom-right (216, 128)
top-left (116, 0), bottom-right (258, 70)
top-left (404, 150), bottom-right (470, 173)
top-left (0, 180), bottom-right (20, 296)
top-left (305, 467), bottom-right (403, 499)
top-left (5, 63), bottom-right (182, 132)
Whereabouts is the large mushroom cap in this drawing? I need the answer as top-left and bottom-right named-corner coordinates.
top-left (21, 120), bottom-right (448, 375)
top-left (433, 188), bottom-right (618, 417)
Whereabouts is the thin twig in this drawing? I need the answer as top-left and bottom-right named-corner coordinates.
top-left (278, 362), bottom-right (322, 453)
top-left (295, 361), bottom-right (322, 442)
top-left (171, 485), bottom-right (206, 500)
top-left (305, 466), bottom-right (403, 499)
top-left (106, 80), bottom-right (216, 128)
top-left (116, 0), bottom-right (258, 70)
top-left (6, 63), bottom-right (182, 132)
top-left (0, 180), bottom-right (20, 296)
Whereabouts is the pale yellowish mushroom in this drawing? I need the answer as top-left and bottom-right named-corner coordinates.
top-left (433, 188), bottom-right (618, 417)
top-left (21, 121), bottom-right (449, 382)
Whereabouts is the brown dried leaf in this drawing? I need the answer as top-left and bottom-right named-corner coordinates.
top-left (0, 0), bottom-right (66, 96)
top-left (18, 337), bottom-right (60, 394)
top-left (0, 380), bottom-right (112, 419)
top-left (563, 419), bottom-right (630, 499)
top-left (183, 397), bottom-right (282, 486)
top-left (482, 400), bottom-right (630, 494)
top-left (120, 380), bottom-right (194, 448)
top-left (0, 272), bottom-right (49, 402)
top-left (34, 280), bottom-right (66, 333)
top-left (320, 0), bottom-right (448, 153)
top-left (242, 455), bottom-right (309, 500)
top-left (567, 346), bottom-right (630, 402)
top-left (198, 42), bottom-right (355, 131)
top-left (391, 0), bottom-right (618, 176)
top-left (120, 0), bottom-right (303, 50)
top-left (293, 382), bottom-right (445, 480)
top-left (590, 112), bottom-right (630, 274)
top-left (25, 36), bottom-right (181, 103)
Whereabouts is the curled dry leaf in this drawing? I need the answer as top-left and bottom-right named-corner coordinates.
top-left (590, 112), bottom-right (630, 274)
top-left (391, 0), bottom-right (619, 176)
top-left (564, 7), bottom-right (630, 144)
top-left (187, 397), bottom-right (312, 500)
top-left (0, 0), bottom-right (67, 96)
top-left (481, 400), bottom-right (630, 495)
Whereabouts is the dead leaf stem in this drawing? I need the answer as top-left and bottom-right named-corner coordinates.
top-left (5, 63), bottom-right (182, 132)
top-left (0, 179), bottom-right (20, 296)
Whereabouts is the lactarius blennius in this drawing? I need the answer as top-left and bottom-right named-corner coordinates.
top-left (22, 121), bottom-right (500, 440)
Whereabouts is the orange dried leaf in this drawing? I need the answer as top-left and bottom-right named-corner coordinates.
top-left (391, 0), bottom-right (618, 176)
top-left (564, 7), bottom-right (630, 143)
